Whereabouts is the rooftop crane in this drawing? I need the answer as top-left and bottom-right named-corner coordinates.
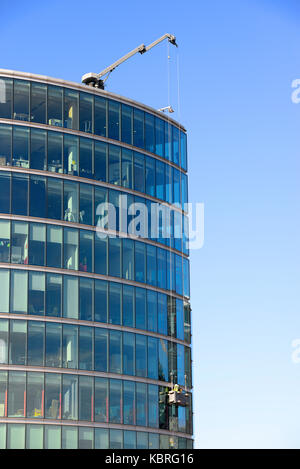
top-left (81, 33), bottom-right (178, 90)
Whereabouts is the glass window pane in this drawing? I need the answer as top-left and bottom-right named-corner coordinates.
top-left (176, 299), bottom-right (184, 340)
top-left (7, 424), bottom-right (25, 449)
top-left (47, 178), bottom-right (62, 220)
top-left (109, 237), bottom-right (121, 278)
top-left (95, 428), bottom-right (109, 449)
top-left (31, 82), bottom-right (46, 124)
top-left (110, 429), bottom-right (123, 449)
top-left (109, 379), bottom-right (122, 424)
top-left (147, 290), bottom-right (157, 332)
top-left (180, 131), bottom-right (187, 170)
top-left (8, 371), bottom-right (26, 417)
top-left (168, 297), bottom-right (176, 338)
top-left (45, 425), bottom-right (61, 449)
top-left (165, 121), bottom-right (172, 161)
top-left (146, 244), bottom-right (156, 286)
top-left (123, 380), bottom-right (135, 425)
top-left (122, 238), bottom-right (134, 281)
top-left (146, 157), bottom-right (155, 197)
top-left (94, 141), bottom-right (107, 181)
top-left (135, 241), bottom-right (145, 283)
top-left (0, 172), bottom-right (10, 214)
top-left (62, 426), bottom-right (78, 449)
top-left (79, 427), bottom-right (93, 449)
top-left (0, 124), bottom-right (12, 167)
top-left (121, 104), bottom-right (132, 145)
top-left (45, 374), bottom-right (61, 420)
top-left (94, 279), bottom-right (107, 323)
top-left (80, 92), bottom-right (93, 133)
top-left (145, 113), bottom-right (155, 153)
top-left (135, 287), bottom-right (146, 330)
top-left (29, 223), bottom-right (46, 266)
top-left (122, 284), bottom-right (134, 328)
top-left (159, 339), bottom-right (168, 381)
top-left (109, 145), bottom-right (121, 186)
top-left (108, 100), bottom-right (120, 141)
top-left (80, 137), bottom-right (93, 179)
top-left (155, 118), bottom-right (164, 157)
top-left (175, 254), bottom-right (183, 295)
top-left (137, 432), bottom-right (148, 449)
top-left (79, 375), bottom-right (93, 422)
top-left (148, 384), bottom-right (159, 428)
top-left (12, 126), bottom-right (29, 168)
top-left (124, 430), bottom-right (136, 449)
top-left (63, 276), bottom-right (78, 319)
top-left (149, 433), bottom-right (159, 449)
top-left (123, 332), bottom-right (135, 376)
top-left (64, 89), bottom-right (79, 130)
top-left (94, 378), bottom-right (108, 423)
top-left (64, 180), bottom-right (79, 223)
top-left (94, 96), bottom-right (107, 137)
top-left (134, 152), bottom-right (145, 193)
top-left (46, 274), bottom-right (62, 317)
top-left (45, 323), bottom-right (62, 368)
top-left (0, 220), bottom-right (10, 263)
top-left (27, 372), bottom-right (44, 418)
top-left (79, 277), bottom-right (93, 321)
top-left (64, 134), bottom-right (79, 176)
top-left (47, 225), bottom-right (62, 268)
top-left (28, 321), bottom-right (45, 366)
top-left (48, 85), bottom-right (63, 127)
top-left (62, 375), bottom-right (78, 420)
top-left (63, 324), bottom-right (78, 369)
top-left (184, 302), bottom-right (191, 343)
top-left (94, 233), bottom-right (107, 275)
top-left (63, 227), bottom-right (78, 270)
top-left (12, 173), bottom-right (28, 215)
top-left (157, 248), bottom-right (166, 290)
top-left (47, 131), bottom-right (63, 173)
top-left (79, 230), bottom-right (93, 273)
top-left (177, 344), bottom-right (185, 386)
top-left (0, 321), bottom-right (8, 364)
top-left (156, 160), bottom-right (165, 200)
top-left (10, 270), bottom-right (28, 314)
top-left (109, 330), bottom-right (122, 374)
top-left (79, 183), bottom-right (93, 225)
top-left (109, 282), bottom-right (121, 325)
top-left (0, 423), bottom-right (6, 448)
top-left (9, 320), bottom-right (27, 365)
top-left (173, 126), bottom-right (180, 165)
top-left (121, 148), bottom-right (133, 189)
top-left (148, 337), bottom-right (158, 380)
top-left (28, 272), bottom-right (45, 316)
top-left (95, 328), bottom-right (108, 372)
top-left (133, 108), bottom-right (144, 149)
top-left (136, 382), bottom-right (147, 426)
top-left (79, 326), bottom-right (93, 371)
top-left (30, 128), bottom-right (46, 170)
top-left (13, 80), bottom-right (29, 121)
top-left (136, 335), bottom-right (147, 378)
top-left (0, 78), bottom-right (12, 118)
top-left (0, 269), bottom-right (9, 315)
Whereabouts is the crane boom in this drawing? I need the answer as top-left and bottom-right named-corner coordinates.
top-left (81, 34), bottom-right (177, 89)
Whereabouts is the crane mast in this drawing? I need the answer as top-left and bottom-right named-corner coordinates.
top-left (82, 33), bottom-right (178, 89)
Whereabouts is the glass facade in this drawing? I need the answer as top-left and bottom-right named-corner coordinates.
top-left (0, 71), bottom-right (192, 449)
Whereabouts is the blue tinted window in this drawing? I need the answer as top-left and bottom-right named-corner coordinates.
top-left (79, 183), bottom-right (93, 226)
top-left (136, 335), bottom-right (147, 378)
top-left (109, 331), bottom-right (122, 374)
top-left (79, 278), bottom-right (93, 321)
top-left (146, 157), bottom-right (155, 197)
top-left (109, 282), bottom-right (121, 325)
top-left (109, 379), bottom-right (122, 424)
top-left (123, 284), bottom-right (134, 327)
top-left (176, 299), bottom-right (184, 340)
top-left (95, 378), bottom-right (108, 423)
top-left (47, 178), bottom-right (62, 220)
top-left (0, 78), bottom-right (12, 118)
top-left (123, 332), bottom-right (135, 376)
top-left (175, 255), bottom-right (183, 295)
top-left (0, 125), bottom-right (12, 167)
top-left (14, 80), bottom-right (29, 121)
top-left (29, 176), bottom-right (46, 218)
top-left (46, 274), bottom-right (62, 318)
top-left (109, 237), bottom-right (121, 278)
top-left (94, 234), bottom-right (107, 275)
top-left (95, 328), bottom-right (108, 372)
top-left (109, 145), bottom-right (121, 186)
top-left (121, 148), bottom-right (133, 189)
top-left (148, 384), bottom-right (159, 428)
top-left (147, 290), bottom-right (157, 332)
top-left (31, 82), bottom-right (46, 124)
top-left (121, 104), bottom-right (132, 145)
top-left (183, 257), bottom-right (190, 298)
top-left (94, 280), bottom-right (107, 323)
top-left (146, 244), bottom-right (157, 286)
top-left (173, 168), bottom-right (181, 208)
top-left (64, 134), bottom-right (78, 176)
top-left (158, 339), bottom-right (168, 381)
top-left (177, 344), bottom-right (185, 386)
top-left (48, 86), bottom-right (63, 127)
top-left (180, 131), bottom-right (187, 170)
top-left (148, 337), bottom-right (158, 380)
top-left (145, 113), bottom-right (155, 153)
top-left (0, 171), bottom-right (11, 213)
top-left (155, 160), bottom-right (165, 200)
top-left (80, 92), bottom-right (93, 133)
top-left (64, 89), bottom-right (79, 130)
top-left (29, 223), bottom-right (45, 266)
top-left (79, 230), bottom-right (93, 273)
top-left (79, 138), bottom-right (93, 179)
top-left (157, 248), bottom-right (166, 290)
top-left (172, 126), bottom-right (180, 165)
top-left (47, 131), bottom-right (63, 173)
top-left (108, 100), bottom-right (120, 141)
top-left (135, 241), bottom-right (145, 283)
top-left (30, 128), bottom-right (46, 171)
top-left (135, 287), bottom-right (146, 330)
top-left (136, 382), bottom-right (147, 425)
top-left (27, 321), bottom-right (45, 366)
top-left (12, 173), bottom-right (28, 215)
top-left (79, 375), bottom-right (93, 423)
top-left (94, 141), bottom-right (107, 182)
top-left (155, 118), bottom-right (164, 157)
top-left (79, 326), bottom-right (93, 370)
top-left (164, 122), bottom-right (172, 161)
top-left (133, 108), bottom-right (144, 149)
top-left (123, 381), bottom-right (135, 426)
top-left (63, 180), bottom-right (79, 223)
top-left (134, 152), bottom-right (145, 193)
top-left (12, 126), bottom-right (29, 168)
top-left (122, 238), bottom-right (134, 281)
top-left (94, 96), bottom-right (107, 137)
top-left (45, 323), bottom-right (62, 367)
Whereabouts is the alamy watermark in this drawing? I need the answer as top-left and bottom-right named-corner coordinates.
top-left (95, 196), bottom-right (204, 250)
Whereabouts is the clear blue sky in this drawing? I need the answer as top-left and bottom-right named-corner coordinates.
top-left (1, 0), bottom-right (300, 449)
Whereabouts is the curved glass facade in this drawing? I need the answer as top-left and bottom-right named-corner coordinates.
top-left (0, 70), bottom-right (192, 449)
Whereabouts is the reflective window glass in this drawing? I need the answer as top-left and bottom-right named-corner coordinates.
top-left (94, 233), bottom-right (107, 275)
top-left (180, 131), bottom-right (187, 170)
top-left (158, 339), bottom-right (168, 381)
top-left (148, 384), bottom-right (159, 428)
top-left (63, 227), bottom-right (78, 270)
top-left (47, 178), bottom-right (62, 220)
top-left (79, 427), bottom-right (93, 449)
top-left (28, 272), bottom-right (45, 316)
top-left (46, 225), bottom-right (62, 268)
top-left (13, 80), bottom-right (29, 121)
top-left (121, 104), bottom-right (132, 145)
top-left (109, 144), bottom-right (121, 186)
top-left (63, 276), bottom-right (78, 319)
top-left (94, 279), bottom-right (107, 323)
top-left (31, 82), bottom-right (46, 124)
top-left (121, 148), bottom-right (133, 189)
top-left (109, 330), bottom-right (122, 374)
top-left (64, 89), bottom-right (79, 130)
top-left (79, 183), bottom-right (93, 225)
top-left (145, 113), bottom-right (155, 153)
top-left (175, 254), bottom-right (183, 295)
top-left (79, 375), bottom-right (93, 422)
top-left (11, 173), bottom-right (28, 215)
top-left (146, 157), bottom-right (155, 196)
top-left (7, 423), bottom-right (25, 449)
top-left (45, 323), bottom-right (62, 368)
top-left (146, 244), bottom-right (156, 286)
top-left (133, 108), bottom-right (144, 149)
top-left (123, 380), bottom-right (135, 425)
top-left (147, 290), bottom-right (157, 333)
top-left (108, 100), bottom-right (120, 140)
top-left (136, 335), bottom-right (147, 378)
top-left (28, 321), bottom-right (45, 365)
top-left (62, 325), bottom-right (78, 369)
top-left (123, 332), bottom-right (135, 376)
top-left (79, 137), bottom-right (93, 178)
top-left (64, 134), bottom-right (79, 176)
top-left (29, 176), bottom-right (46, 218)
top-left (157, 248), bottom-right (167, 290)
top-left (10, 270), bottom-right (27, 314)
top-left (176, 299), bottom-right (184, 340)
top-left (134, 152), bottom-right (145, 193)
top-left (8, 371), bottom-right (26, 417)
top-left (30, 128), bottom-right (46, 170)
top-left (0, 124), bottom-right (12, 167)
top-left (137, 432), bottom-right (148, 449)
top-left (12, 126), bottom-right (29, 169)
top-left (122, 238), bottom-right (134, 280)
top-left (158, 293), bottom-right (168, 336)
top-left (0, 78), bottom-right (12, 118)
top-left (94, 96), bottom-right (107, 137)
top-left (80, 92), bottom-right (93, 133)
top-left (79, 230), bottom-right (93, 273)
top-left (136, 382), bottom-right (147, 426)
top-left (11, 221), bottom-right (28, 265)
top-left (0, 321), bottom-right (8, 363)
top-left (124, 430), bottom-right (136, 449)
top-left (0, 270), bottom-right (9, 313)
top-left (94, 141), bottom-right (107, 181)
top-left (109, 237), bottom-right (121, 278)
top-left (47, 131), bottom-right (63, 173)
top-left (45, 373), bottom-right (62, 422)
top-left (165, 122), bottom-right (172, 161)
top-left (177, 344), bottom-right (185, 386)
top-left (155, 118), bottom-right (164, 157)
top-left (79, 277), bottom-right (93, 321)
top-left (79, 326), bottom-right (93, 370)
top-left (109, 380), bottom-right (122, 424)
top-left (0, 220), bottom-right (10, 263)
top-left (156, 160), bottom-right (165, 200)
top-left (62, 426), bottom-right (78, 449)
top-left (95, 377), bottom-right (108, 423)
top-left (95, 328), bottom-right (108, 372)
top-left (135, 287), bottom-right (146, 330)
top-left (135, 241), bottom-right (145, 283)
top-left (173, 126), bottom-right (180, 165)
top-left (95, 428), bottom-right (109, 449)
top-left (63, 180), bottom-right (79, 223)
top-left (48, 86), bottom-right (63, 127)
top-left (46, 274), bottom-right (62, 317)
top-left (29, 223), bottom-right (46, 266)
top-left (26, 372), bottom-right (44, 418)
top-left (122, 284), bottom-right (134, 328)
top-left (44, 425), bottom-right (61, 449)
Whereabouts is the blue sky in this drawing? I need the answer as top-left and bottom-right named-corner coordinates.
top-left (1, 0), bottom-right (300, 449)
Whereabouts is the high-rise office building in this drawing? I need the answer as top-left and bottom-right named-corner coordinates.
top-left (0, 69), bottom-right (192, 449)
